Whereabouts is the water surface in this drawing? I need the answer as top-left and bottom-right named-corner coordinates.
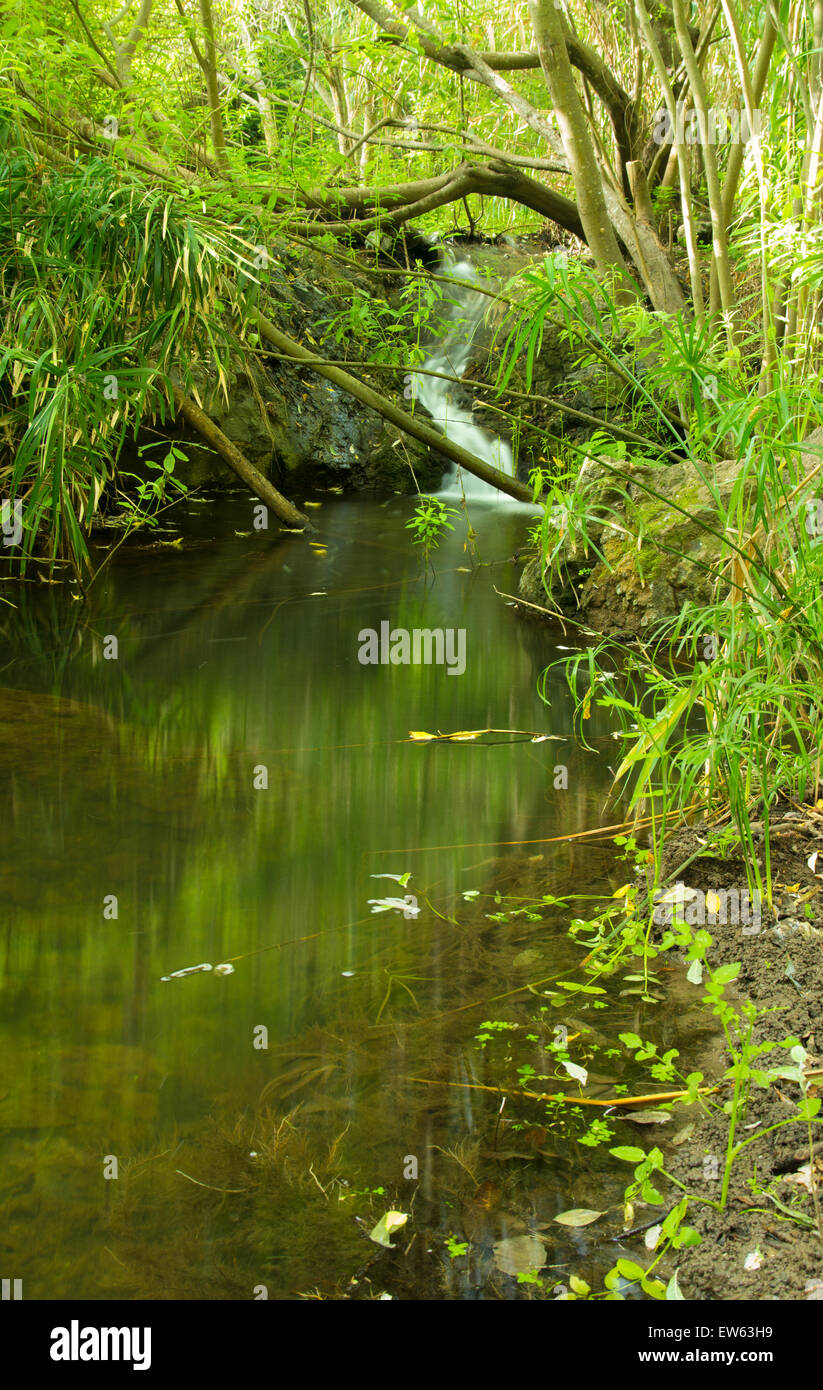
top-left (0, 494), bottom-right (699, 1299)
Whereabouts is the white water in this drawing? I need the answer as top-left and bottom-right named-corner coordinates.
top-left (412, 252), bottom-right (520, 505)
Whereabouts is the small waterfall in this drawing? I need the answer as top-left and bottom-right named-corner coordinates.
top-left (412, 250), bottom-right (517, 504)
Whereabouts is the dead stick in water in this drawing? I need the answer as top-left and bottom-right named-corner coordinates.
top-left (407, 1075), bottom-right (717, 1107)
top-left (172, 386), bottom-right (314, 531)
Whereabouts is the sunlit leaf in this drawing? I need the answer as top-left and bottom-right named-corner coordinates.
top-left (553, 1208), bottom-right (604, 1227)
top-left (369, 1211), bottom-right (409, 1248)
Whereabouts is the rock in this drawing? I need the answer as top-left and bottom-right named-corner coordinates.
top-left (150, 238), bottom-right (448, 495)
top-left (520, 429), bottom-right (823, 638)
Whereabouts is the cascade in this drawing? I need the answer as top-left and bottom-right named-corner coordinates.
top-left (412, 249), bottom-right (523, 504)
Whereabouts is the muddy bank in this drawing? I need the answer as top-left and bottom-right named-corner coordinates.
top-left (644, 800), bottom-right (823, 1299)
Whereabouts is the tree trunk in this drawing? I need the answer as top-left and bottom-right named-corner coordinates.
top-left (528, 0), bottom-right (634, 296)
top-left (249, 311), bottom-right (535, 504)
top-left (172, 387), bottom-right (313, 529)
top-left (198, 0), bottom-right (230, 175)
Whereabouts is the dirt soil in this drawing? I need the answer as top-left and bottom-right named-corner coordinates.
top-left (652, 797), bottom-right (823, 1300)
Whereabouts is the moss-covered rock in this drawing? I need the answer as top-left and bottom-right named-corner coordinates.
top-left (520, 430), bottom-right (823, 638)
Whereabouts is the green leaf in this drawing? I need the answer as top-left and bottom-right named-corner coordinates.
top-left (712, 963), bottom-right (741, 985)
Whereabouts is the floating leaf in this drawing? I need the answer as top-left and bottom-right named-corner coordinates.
top-left (369, 1211), bottom-right (408, 1248)
top-left (553, 1208), bottom-right (604, 1228)
top-left (492, 1234), bottom-right (546, 1276)
top-left (513, 949), bottom-right (543, 969)
top-left (622, 1110), bottom-right (673, 1125)
top-left (160, 962), bottom-right (212, 981)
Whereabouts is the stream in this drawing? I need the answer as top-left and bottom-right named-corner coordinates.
top-left (0, 261), bottom-right (711, 1301)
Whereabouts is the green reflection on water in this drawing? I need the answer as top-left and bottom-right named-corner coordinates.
top-left (1, 496), bottom-right (637, 1299)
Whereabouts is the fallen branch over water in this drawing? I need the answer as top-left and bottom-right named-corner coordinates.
top-left (249, 308), bottom-right (535, 505)
top-left (172, 386), bottom-right (315, 530)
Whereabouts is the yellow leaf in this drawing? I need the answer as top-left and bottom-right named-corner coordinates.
top-left (303, 501), bottom-right (323, 508)
top-left (705, 890), bottom-right (721, 915)
top-left (409, 731), bottom-right (436, 741)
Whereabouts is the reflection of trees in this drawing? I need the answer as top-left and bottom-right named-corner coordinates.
top-left (1, 503), bottom-right (618, 1049)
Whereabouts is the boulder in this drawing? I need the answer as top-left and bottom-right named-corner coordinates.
top-left (520, 430), bottom-right (823, 637)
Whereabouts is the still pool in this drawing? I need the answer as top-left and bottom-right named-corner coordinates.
top-left (0, 492), bottom-right (708, 1299)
